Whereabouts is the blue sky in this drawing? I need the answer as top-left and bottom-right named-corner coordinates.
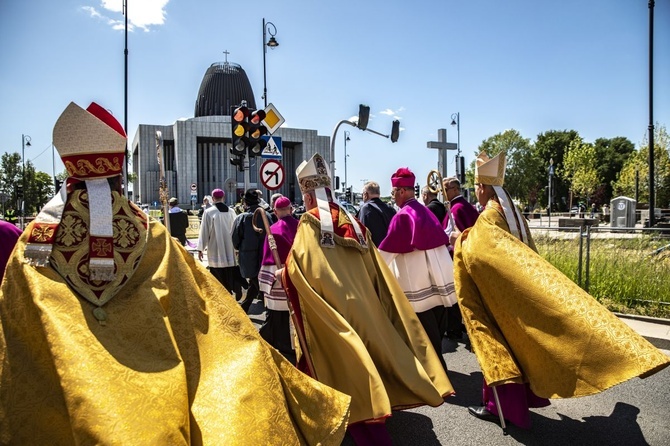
top-left (1, 0), bottom-right (668, 196)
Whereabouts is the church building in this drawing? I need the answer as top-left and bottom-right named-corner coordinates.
top-left (130, 61), bottom-right (329, 208)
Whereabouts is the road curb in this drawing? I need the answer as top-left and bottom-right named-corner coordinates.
top-left (614, 312), bottom-right (670, 326)
top-left (615, 313), bottom-right (670, 351)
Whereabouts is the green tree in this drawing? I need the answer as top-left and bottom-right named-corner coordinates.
top-left (534, 130), bottom-right (581, 211)
top-left (0, 152), bottom-right (22, 213)
top-left (0, 152), bottom-right (60, 216)
top-left (477, 129), bottom-right (540, 207)
top-left (593, 136), bottom-right (635, 205)
top-left (613, 124), bottom-right (670, 207)
top-left (563, 138), bottom-right (599, 205)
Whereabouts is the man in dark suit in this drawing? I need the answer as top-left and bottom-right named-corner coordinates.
top-left (421, 186), bottom-right (447, 225)
top-left (168, 197), bottom-right (190, 245)
top-left (357, 181), bottom-right (396, 246)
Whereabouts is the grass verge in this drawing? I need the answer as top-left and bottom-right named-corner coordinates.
top-left (534, 234), bottom-right (670, 319)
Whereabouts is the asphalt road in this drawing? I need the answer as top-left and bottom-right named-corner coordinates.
top-left (246, 300), bottom-right (670, 446)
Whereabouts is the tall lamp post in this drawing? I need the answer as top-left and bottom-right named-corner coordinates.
top-left (21, 134), bottom-right (32, 229)
top-left (450, 112), bottom-right (461, 182)
top-left (548, 158), bottom-right (554, 227)
top-left (343, 131), bottom-right (351, 190)
top-left (262, 18), bottom-right (279, 108)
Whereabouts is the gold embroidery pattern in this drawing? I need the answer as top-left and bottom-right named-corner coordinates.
top-left (56, 214), bottom-right (88, 247)
top-left (64, 156), bottom-right (121, 177)
top-left (50, 190), bottom-right (147, 305)
top-left (115, 218), bottom-right (141, 248)
top-left (30, 225), bottom-right (56, 242)
top-left (299, 175), bottom-right (331, 192)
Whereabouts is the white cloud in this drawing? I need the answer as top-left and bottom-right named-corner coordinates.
top-left (83, 0), bottom-right (169, 32)
top-left (380, 107), bottom-right (404, 121)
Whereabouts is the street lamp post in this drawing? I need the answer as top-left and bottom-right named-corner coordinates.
top-left (451, 113), bottom-right (463, 184)
top-left (343, 131), bottom-right (351, 191)
top-left (21, 134), bottom-right (32, 229)
top-left (548, 158), bottom-right (554, 227)
top-left (262, 18), bottom-right (279, 108)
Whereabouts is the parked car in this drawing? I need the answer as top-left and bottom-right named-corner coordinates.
top-left (340, 202), bottom-right (358, 215)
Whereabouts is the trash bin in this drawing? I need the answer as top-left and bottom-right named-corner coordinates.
top-left (610, 197), bottom-right (636, 228)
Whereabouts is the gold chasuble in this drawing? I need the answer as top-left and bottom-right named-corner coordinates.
top-left (285, 205), bottom-right (453, 425)
top-left (453, 203), bottom-right (669, 399)
top-left (0, 192), bottom-right (350, 445)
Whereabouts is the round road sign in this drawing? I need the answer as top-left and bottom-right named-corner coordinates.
top-left (260, 160), bottom-right (285, 191)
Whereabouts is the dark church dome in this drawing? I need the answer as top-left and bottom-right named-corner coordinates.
top-left (194, 62), bottom-right (257, 117)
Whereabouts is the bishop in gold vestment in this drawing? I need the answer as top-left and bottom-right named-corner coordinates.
top-left (454, 151), bottom-right (669, 429)
top-left (282, 154), bottom-right (453, 446)
top-left (0, 102), bottom-right (350, 445)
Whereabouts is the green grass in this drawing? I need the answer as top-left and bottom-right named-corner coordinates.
top-left (534, 234), bottom-right (670, 319)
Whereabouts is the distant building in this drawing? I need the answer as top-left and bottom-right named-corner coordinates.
top-left (131, 61), bottom-right (329, 208)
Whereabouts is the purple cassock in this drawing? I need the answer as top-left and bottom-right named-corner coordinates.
top-left (449, 195), bottom-right (480, 232)
top-left (259, 215), bottom-right (299, 311)
top-left (378, 199), bottom-right (449, 253)
top-left (0, 221), bottom-right (23, 281)
top-left (378, 198), bottom-right (456, 313)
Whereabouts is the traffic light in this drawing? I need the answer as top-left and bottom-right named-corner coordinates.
top-left (347, 186), bottom-right (352, 202)
top-left (231, 105), bottom-right (250, 155)
top-left (357, 104), bottom-right (370, 131)
top-left (391, 120), bottom-right (400, 143)
top-left (456, 156), bottom-right (466, 185)
top-left (17, 185), bottom-right (23, 198)
top-left (414, 184), bottom-right (420, 198)
top-left (54, 178), bottom-right (63, 191)
top-left (247, 109), bottom-right (268, 157)
top-left (229, 147), bottom-right (244, 172)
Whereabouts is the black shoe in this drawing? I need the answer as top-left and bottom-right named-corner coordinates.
top-left (468, 406), bottom-right (499, 422)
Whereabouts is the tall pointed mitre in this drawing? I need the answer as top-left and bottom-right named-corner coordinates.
top-left (54, 102), bottom-right (126, 180)
top-left (474, 151), bottom-right (506, 186)
top-left (25, 102), bottom-right (127, 283)
top-left (296, 153), bottom-right (331, 194)
top-left (296, 153), bottom-right (366, 248)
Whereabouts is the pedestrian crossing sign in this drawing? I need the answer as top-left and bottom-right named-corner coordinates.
top-left (261, 135), bottom-right (282, 159)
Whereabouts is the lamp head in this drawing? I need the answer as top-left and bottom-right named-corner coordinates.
top-left (267, 36), bottom-right (279, 48)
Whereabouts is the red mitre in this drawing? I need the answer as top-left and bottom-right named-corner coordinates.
top-left (391, 167), bottom-right (415, 188)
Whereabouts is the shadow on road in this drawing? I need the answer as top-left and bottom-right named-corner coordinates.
top-left (342, 411), bottom-right (442, 446)
top-left (474, 401), bottom-right (647, 446)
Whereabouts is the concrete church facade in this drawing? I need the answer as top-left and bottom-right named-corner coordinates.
top-left (130, 61), bottom-right (330, 208)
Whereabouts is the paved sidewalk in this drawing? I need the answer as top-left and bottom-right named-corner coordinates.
top-left (616, 313), bottom-right (670, 353)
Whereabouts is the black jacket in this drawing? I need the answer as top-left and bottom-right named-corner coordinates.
top-left (232, 204), bottom-right (272, 278)
top-left (426, 198), bottom-right (447, 226)
top-left (357, 197), bottom-right (396, 246)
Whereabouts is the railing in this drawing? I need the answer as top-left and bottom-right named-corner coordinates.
top-left (531, 224), bottom-right (670, 305)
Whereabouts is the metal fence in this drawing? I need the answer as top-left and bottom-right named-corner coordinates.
top-left (531, 225), bottom-right (670, 304)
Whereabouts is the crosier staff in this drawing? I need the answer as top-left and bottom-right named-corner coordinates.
top-left (252, 207), bottom-right (316, 377)
top-left (156, 131), bottom-right (170, 232)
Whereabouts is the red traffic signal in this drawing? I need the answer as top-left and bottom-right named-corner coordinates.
top-left (231, 105), bottom-right (250, 154)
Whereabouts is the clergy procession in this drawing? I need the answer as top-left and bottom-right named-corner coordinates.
top-left (1, 100), bottom-right (669, 445)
